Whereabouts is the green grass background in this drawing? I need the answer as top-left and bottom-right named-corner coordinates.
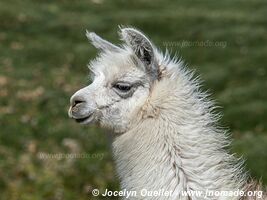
top-left (0, 0), bottom-right (266, 199)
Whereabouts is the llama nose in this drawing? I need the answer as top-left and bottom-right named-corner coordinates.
top-left (70, 96), bottom-right (86, 109)
top-left (73, 100), bottom-right (84, 107)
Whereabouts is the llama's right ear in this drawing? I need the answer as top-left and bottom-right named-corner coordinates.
top-left (119, 27), bottom-right (158, 80)
top-left (86, 31), bottom-right (121, 52)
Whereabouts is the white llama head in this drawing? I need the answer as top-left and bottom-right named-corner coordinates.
top-left (68, 27), bottom-right (160, 133)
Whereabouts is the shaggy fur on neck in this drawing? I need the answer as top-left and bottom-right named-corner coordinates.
top-left (112, 50), bottom-right (265, 200)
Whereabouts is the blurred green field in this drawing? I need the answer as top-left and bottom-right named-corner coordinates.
top-left (0, 0), bottom-right (266, 199)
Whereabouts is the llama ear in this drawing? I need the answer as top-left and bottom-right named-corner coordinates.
top-left (119, 27), bottom-right (158, 80)
top-left (86, 30), bottom-right (121, 52)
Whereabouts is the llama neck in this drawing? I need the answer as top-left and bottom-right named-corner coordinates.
top-left (112, 67), bottom-right (245, 199)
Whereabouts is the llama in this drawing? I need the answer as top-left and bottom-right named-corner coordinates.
top-left (68, 27), bottom-right (266, 200)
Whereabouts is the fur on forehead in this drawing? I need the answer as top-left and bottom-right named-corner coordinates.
top-left (88, 47), bottom-right (148, 82)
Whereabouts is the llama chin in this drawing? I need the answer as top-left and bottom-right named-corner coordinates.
top-left (69, 27), bottom-right (266, 200)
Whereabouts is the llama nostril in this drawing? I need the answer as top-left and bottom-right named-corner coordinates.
top-left (73, 100), bottom-right (85, 107)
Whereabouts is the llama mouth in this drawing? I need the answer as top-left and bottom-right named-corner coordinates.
top-left (75, 114), bottom-right (94, 124)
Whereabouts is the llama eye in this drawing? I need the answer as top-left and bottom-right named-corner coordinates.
top-left (114, 83), bottom-right (132, 92)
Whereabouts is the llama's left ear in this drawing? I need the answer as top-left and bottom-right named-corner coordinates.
top-left (86, 30), bottom-right (121, 52)
top-left (119, 27), bottom-right (158, 80)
